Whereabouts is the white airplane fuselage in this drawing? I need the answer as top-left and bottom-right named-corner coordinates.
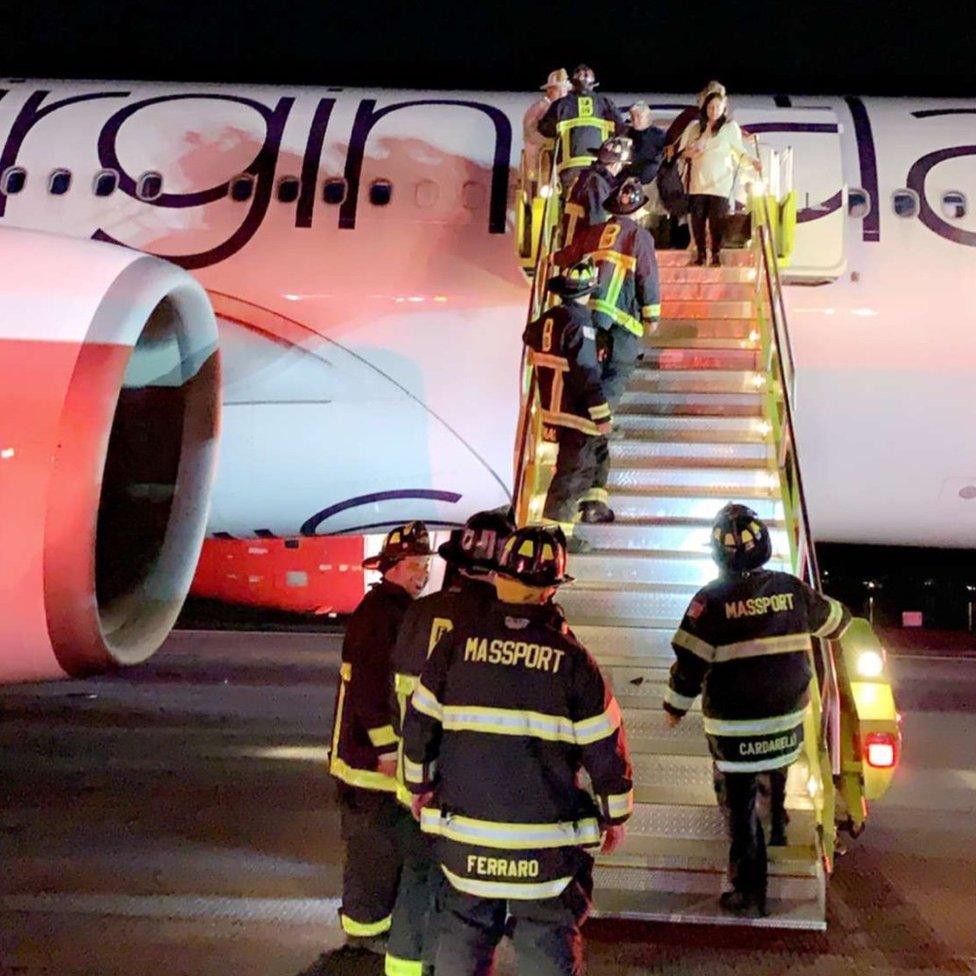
top-left (1, 81), bottom-right (974, 547)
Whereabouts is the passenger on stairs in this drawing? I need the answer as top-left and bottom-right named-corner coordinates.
top-left (537, 63), bottom-right (627, 191)
top-left (561, 135), bottom-right (632, 247)
top-left (556, 177), bottom-right (661, 525)
top-left (677, 91), bottom-right (761, 266)
top-left (523, 260), bottom-right (611, 555)
top-left (323, 522), bottom-right (433, 975)
top-left (402, 525), bottom-right (633, 976)
top-left (523, 68), bottom-right (572, 188)
top-left (624, 100), bottom-right (667, 186)
top-left (662, 503), bottom-right (852, 918)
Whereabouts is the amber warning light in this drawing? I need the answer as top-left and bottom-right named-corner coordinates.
top-left (864, 731), bottom-right (898, 769)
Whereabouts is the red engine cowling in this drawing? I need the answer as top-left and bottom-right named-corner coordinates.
top-left (0, 228), bottom-right (220, 682)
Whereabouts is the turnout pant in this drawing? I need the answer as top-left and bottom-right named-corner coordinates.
top-left (713, 770), bottom-right (768, 903)
top-left (338, 786), bottom-right (437, 970)
top-left (689, 193), bottom-right (730, 257)
top-left (543, 428), bottom-right (603, 530)
top-left (434, 860), bottom-right (592, 976)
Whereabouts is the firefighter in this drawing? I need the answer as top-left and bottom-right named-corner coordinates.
top-left (663, 503), bottom-right (852, 917)
top-left (537, 63), bottom-right (627, 191)
top-left (325, 521), bottom-right (433, 971)
top-left (561, 135), bottom-right (632, 247)
top-left (384, 509), bottom-right (515, 976)
top-left (402, 525), bottom-right (633, 976)
top-left (523, 260), bottom-right (612, 553)
top-left (557, 177), bottom-right (661, 524)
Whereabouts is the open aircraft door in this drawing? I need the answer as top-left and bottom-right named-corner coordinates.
top-left (737, 107), bottom-right (846, 281)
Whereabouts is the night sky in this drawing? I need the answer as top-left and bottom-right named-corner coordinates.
top-left (3, 0), bottom-right (974, 97)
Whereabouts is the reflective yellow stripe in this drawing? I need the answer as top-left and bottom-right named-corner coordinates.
top-left (385, 953), bottom-right (423, 976)
top-left (812, 598), bottom-right (844, 638)
top-left (664, 686), bottom-right (697, 712)
top-left (421, 807), bottom-right (601, 849)
top-left (573, 697), bottom-right (622, 745)
top-left (530, 351), bottom-right (570, 372)
top-left (542, 518), bottom-right (577, 536)
top-left (606, 790), bottom-right (634, 819)
top-left (715, 745), bottom-right (804, 774)
top-left (442, 864), bottom-right (572, 900)
top-left (395, 673), bottom-right (419, 696)
top-left (580, 487), bottom-right (609, 504)
top-left (402, 754), bottom-right (428, 786)
top-left (555, 117), bottom-right (615, 173)
top-left (590, 298), bottom-right (643, 336)
top-left (588, 402), bottom-right (611, 421)
top-left (540, 409), bottom-right (599, 435)
top-left (340, 912), bottom-right (392, 937)
top-left (368, 725), bottom-right (398, 749)
top-left (411, 681), bottom-right (443, 722)
top-left (673, 628), bottom-right (715, 661)
top-left (712, 633), bottom-right (812, 663)
top-left (641, 303), bottom-right (662, 318)
top-left (340, 662), bottom-right (352, 680)
top-left (330, 756), bottom-right (398, 793)
top-left (703, 708), bottom-right (806, 737)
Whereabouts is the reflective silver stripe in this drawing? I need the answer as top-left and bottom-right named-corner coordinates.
top-left (605, 791), bottom-right (633, 819)
top-left (411, 682), bottom-right (443, 722)
top-left (421, 808), bottom-right (601, 849)
top-left (673, 628), bottom-right (715, 662)
top-left (712, 634), bottom-right (812, 663)
top-left (402, 755), bottom-right (427, 785)
top-left (573, 698), bottom-right (622, 745)
top-left (703, 708), bottom-right (806, 737)
top-left (714, 745), bottom-right (804, 773)
top-left (664, 686), bottom-right (697, 712)
top-left (812, 598), bottom-right (843, 638)
top-left (441, 865), bottom-right (572, 900)
top-left (442, 705), bottom-right (575, 743)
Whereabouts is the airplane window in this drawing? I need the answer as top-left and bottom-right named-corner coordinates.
top-left (230, 175), bottom-right (255, 202)
top-left (93, 170), bottom-right (118, 197)
top-left (848, 188), bottom-right (871, 219)
top-left (415, 180), bottom-right (438, 208)
top-left (892, 190), bottom-right (918, 219)
top-left (276, 177), bottom-right (301, 203)
top-left (941, 191), bottom-right (967, 220)
top-left (48, 169), bottom-right (71, 195)
top-left (2, 167), bottom-right (26, 195)
top-left (137, 171), bottom-right (163, 201)
top-left (369, 179), bottom-right (393, 206)
top-left (462, 181), bottom-right (486, 210)
top-left (323, 178), bottom-right (347, 204)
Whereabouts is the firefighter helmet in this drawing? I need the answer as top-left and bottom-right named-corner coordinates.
top-left (547, 258), bottom-right (598, 299)
top-left (597, 136), bottom-right (633, 168)
top-left (438, 509), bottom-right (516, 574)
top-left (710, 503), bottom-right (772, 573)
top-left (605, 176), bottom-right (649, 215)
top-left (496, 526), bottom-right (574, 587)
top-left (571, 64), bottom-right (598, 93)
top-left (362, 520), bottom-right (433, 571)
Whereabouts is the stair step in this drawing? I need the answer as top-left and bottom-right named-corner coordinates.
top-left (618, 390), bottom-right (763, 416)
top-left (629, 368), bottom-right (764, 395)
top-left (574, 520), bottom-right (788, 557)
top-left (607, 466), bottom-right (779, 493)
top-left (559, 581), bottom-right (698, 627)
top-left (599, 836), bottom-right (817, 874)
top-left (657, 249), bottom-right (756, 268)
top-left (627, 799), bottom-right (816, 842)
top-left (569, 550), bottom-right (788, 587)
top-left (609, 439), bottom-right (773, 466)
top-left (591, 886), bottom-right (826, 930)
top-left (661, 299), bottom-right (755, 320)
top-left (649, 334), bottom-right (760, 350)
top-left (658, 265), bottom-right (757, 284)
top-left (572, 626), bottom-right (675, 661)
top-left (604, 490), bottom-right (783, 520)
top-left (663, 282), bottom-right (756, 301)
top-left (619, 706), bottom-right (712, 755)
top-left (614, 414), bottom-right (768, 443)
top-left (641, 345), bottom-right (760, 369)
top-left (653, 318), bottom-right (757, 341)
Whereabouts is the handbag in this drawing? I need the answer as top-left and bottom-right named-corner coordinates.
top-left (656, 154), bottom-right (689, 217)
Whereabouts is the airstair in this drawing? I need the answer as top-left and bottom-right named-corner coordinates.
top-left (513, 140), bottom-right (900, 929)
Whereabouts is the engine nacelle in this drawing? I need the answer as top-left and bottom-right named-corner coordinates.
top-left (0, 228), bottom-right (219, 682)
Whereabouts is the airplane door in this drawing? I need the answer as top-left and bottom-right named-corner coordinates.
top-left (736, 107), bottom-right (846, 281)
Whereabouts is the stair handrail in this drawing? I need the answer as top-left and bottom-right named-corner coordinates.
top-left (512, 147), bottom-right (563, 523)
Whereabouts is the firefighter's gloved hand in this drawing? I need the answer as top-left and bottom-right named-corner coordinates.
top-left (411, 790), bottom-right (434, 822)
top-left (664, 710), bottom-right (682, 728)
top-left (596, 420), bottom-right (613, 436)
top-left (601, 823), bottom-right (627, 854)
top-left (643, 316), bottom-right (660, 334)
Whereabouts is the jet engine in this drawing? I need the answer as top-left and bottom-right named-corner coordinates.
top-left (0, 228), bottom-right (220, 682)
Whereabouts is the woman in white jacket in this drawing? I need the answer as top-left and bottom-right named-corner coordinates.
top-left (678, 91), bottom-right (761, 265)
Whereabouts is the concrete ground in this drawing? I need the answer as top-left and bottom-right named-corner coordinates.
top-left (1, 630), bottom-right (974, 975)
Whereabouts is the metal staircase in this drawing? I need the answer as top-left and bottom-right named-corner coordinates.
top-left (513, 137), bottom-right (900, 929)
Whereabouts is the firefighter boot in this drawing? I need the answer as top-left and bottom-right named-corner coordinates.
top-left (579, 501), bottom-right (615, 524)
top-left (719, 889), bottom-right (769, 918)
